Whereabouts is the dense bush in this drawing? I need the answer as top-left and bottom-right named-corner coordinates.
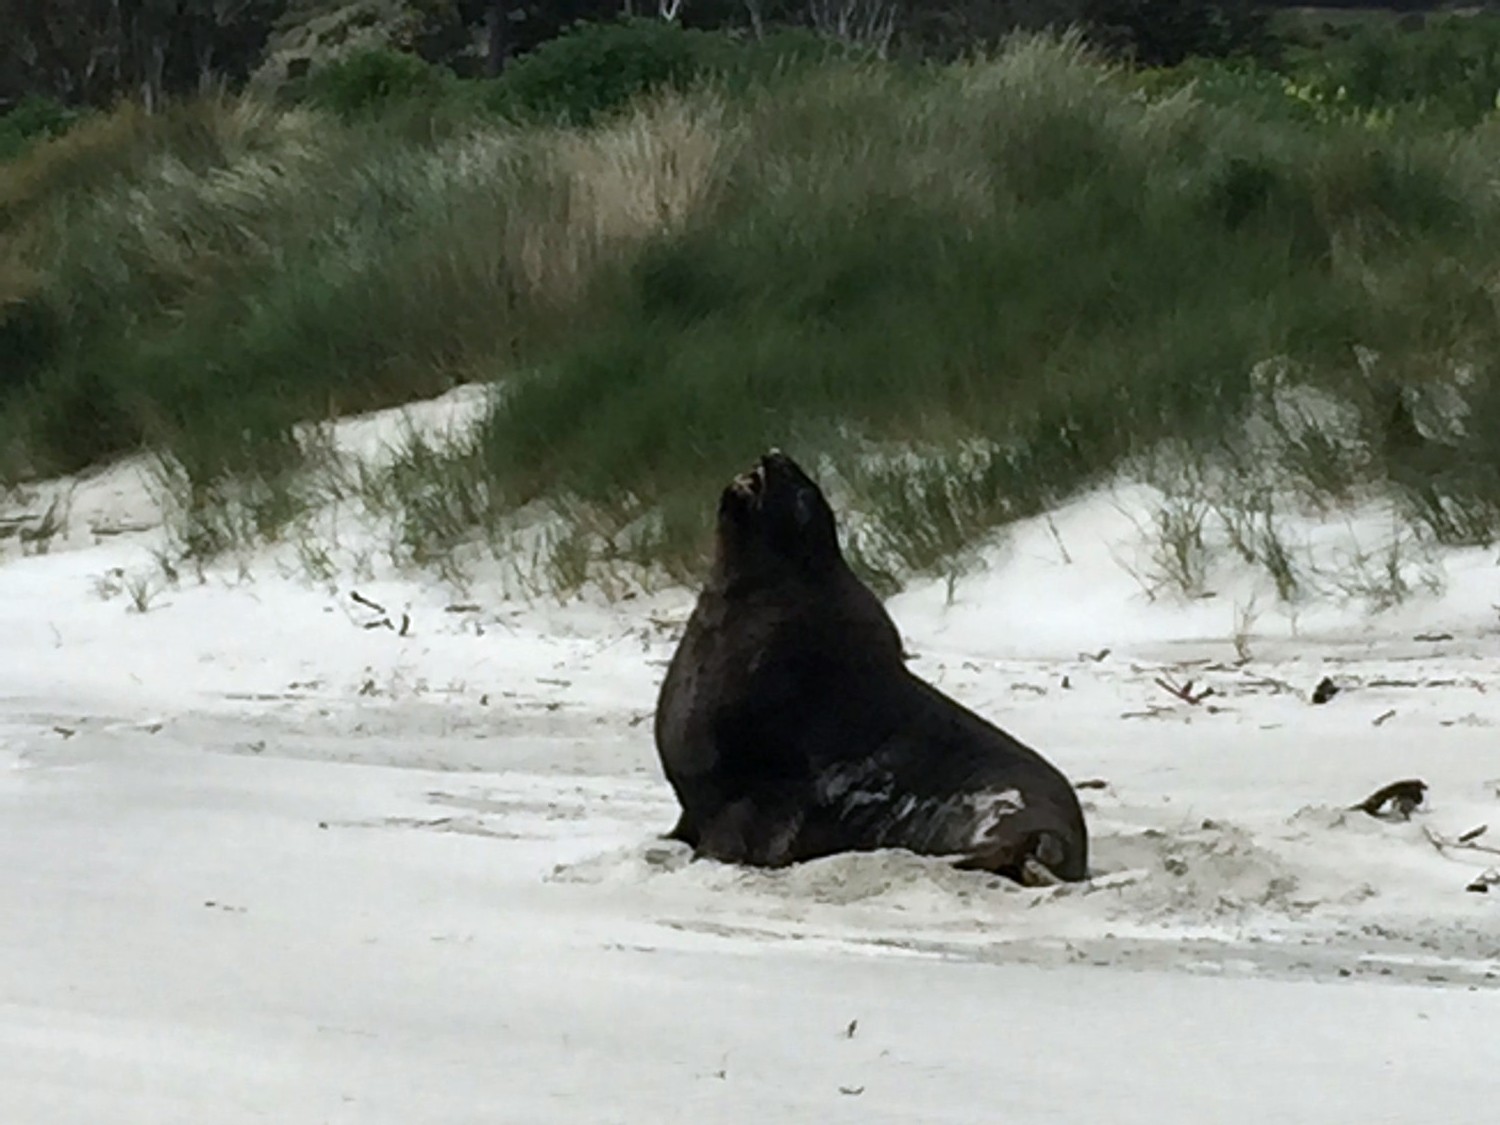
top-left (487, 18), bottom-right (717, 127)
top-left (1130, 58), bottom-right (1318, 124)
top-left (0, 96), bottom-right (84, 161)
top-left (1083, 0), bottom-right (1275, 67)
top-left (303, 47), bottom-right (455, 117)
top-left (486, 19), bottom-right (860, 127)
top-left (290, 20), bottom-right (854, 131)
top-left (1282, 14), bottom-right (1500, 129)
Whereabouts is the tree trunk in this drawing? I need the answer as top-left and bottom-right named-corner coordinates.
top-left (484, 0), bottom-right (509, 77)
top-left (143, 38), bottom-right (165, 112)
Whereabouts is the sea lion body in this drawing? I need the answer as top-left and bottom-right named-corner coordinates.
top-left (654, 451), bottom-right (1088, 884)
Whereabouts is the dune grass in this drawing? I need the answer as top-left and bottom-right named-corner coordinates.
top-left (6, 34), bottom-right (1500, 593)
top-left (371, 36), bottom-right (1500, 586)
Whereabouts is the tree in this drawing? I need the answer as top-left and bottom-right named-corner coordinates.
top-left (1081, 0), bottom-right (1274, 67)
top-left (0, 0), bottom-right (287, 108)
top-left (902, 0), bottom-right (1088, 60)
top-left (808, 0), bottom-right (897, 54)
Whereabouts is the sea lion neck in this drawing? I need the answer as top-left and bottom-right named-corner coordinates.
top-left (707, 538), bottom-right (850, 600)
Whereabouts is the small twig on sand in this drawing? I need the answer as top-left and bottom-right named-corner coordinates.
top-left (1458, 824), bottom-right (1489, 844)
top-left (1074, 778), bottom-right (1110, 791)
top-left (350, 590), bottom-right (387, 614)
top-left (1353, 778), bottom-right (1427, 820)
top-left (1241, 673), bottom-right (1300, 695)
top-left (1045, 515), bottom-right (1072, 565)
top-left (350, 591), bottom-right (409, 635)
top-left (1155, 675), bottom-right (1215, 706)
top-left (1372, 709), bottom-right (1397, 727)
top-left (1121, 704), bottom-right (1176, 720)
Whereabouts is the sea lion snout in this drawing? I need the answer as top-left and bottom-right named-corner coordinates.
top-left (758, 449), bottom-right (794, 481)
top-left (729, 462), bottom-right (766, 502)
top-left (729, 448), bottom-right (792, 504)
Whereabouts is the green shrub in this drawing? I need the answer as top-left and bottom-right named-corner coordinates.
top-left (720, 28), bottom-right (874, 90)
top-left (1282, 14), bottom-right (1500, 129)
top-left (0, 96), bottom-right (85, 162)
top-left (491, 18), bottom-right (719, 127)
top-left (1132, 58), bottom-right (1319, 125)
top-left (1084, 0), bottom-right (1276, 67)
top-left (304, 48), bottom-right (452, 117)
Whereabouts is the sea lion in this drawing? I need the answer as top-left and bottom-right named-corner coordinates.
top-left (653, 449), bottom-right (1088, 885)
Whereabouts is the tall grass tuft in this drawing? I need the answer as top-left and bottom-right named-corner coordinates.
top-left (0, 89), bottom-right (730, 532)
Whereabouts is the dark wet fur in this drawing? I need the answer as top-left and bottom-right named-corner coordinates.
top-left (654, 451), bottom-right (1088, 884)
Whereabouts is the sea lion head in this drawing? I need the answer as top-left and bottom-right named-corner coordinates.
top-left (714, 449), bottom-right (840, 584)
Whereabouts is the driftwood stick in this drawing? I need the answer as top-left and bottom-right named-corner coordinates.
top-left (350, 590), bottom-right (387, 614)
top-left (1353, 778), bottom-right (1427, 819)
top-left (1426, 825), bottom-right (1500, 858)
top-left (1155, 675), bottom-right (1215, 705)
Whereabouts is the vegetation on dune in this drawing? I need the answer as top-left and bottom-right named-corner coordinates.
top-left (419, 33), bottom-right (1500, 583)
top-left (4, 11), bottom-right (1500, 594)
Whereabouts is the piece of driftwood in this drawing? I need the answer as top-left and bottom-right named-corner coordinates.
top-left (1425, 825), bottom-right (1500, 859)
top-left (350, 590), bottom-right (410, 635)
top-left (1465, 869), bottom-right (1498, 894)
top-left (1353, 778), bottom-right (1427, 820)
top-left (1155, 675), bottom-right (1215, 705)
top-left (350, 590), bottom-right (386, 614)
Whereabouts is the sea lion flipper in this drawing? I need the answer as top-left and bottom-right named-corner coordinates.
top-left (952, 828), bottom-right (1081, 885)
top-left (664, 809), bottom-right (699, 847)
top-left (695, 796), bottom-right (805, 868)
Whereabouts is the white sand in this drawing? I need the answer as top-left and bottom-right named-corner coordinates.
top-left (3, 394), bottom-right (1497, 1123)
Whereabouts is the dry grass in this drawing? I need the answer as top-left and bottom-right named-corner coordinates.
top-left (512, 94), bottom-right (732, 306)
